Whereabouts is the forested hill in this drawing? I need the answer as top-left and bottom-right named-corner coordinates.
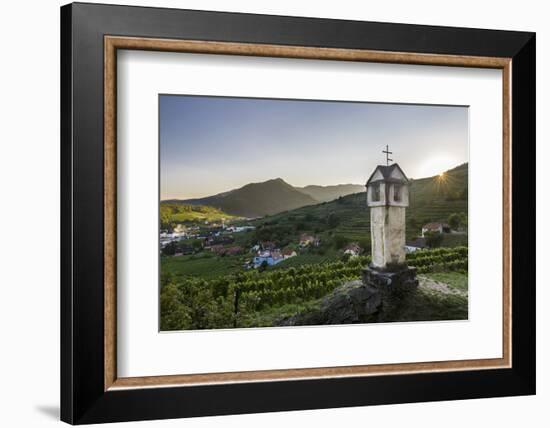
top-left (248, 163), bottom-right (468, 243)
top-left (169, 178), bottom-right (318, 218)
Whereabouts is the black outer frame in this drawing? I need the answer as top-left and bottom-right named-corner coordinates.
top-left (60, 2), bottom-right (535, 424)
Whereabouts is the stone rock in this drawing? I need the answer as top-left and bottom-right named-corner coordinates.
top-left (362, 264), bottom-right (418, 319)
top-left (276, 265), bottom-right (419, 327)
top-left (276, 280), bottom-right (381, 326)
top-left (362, 265), bottom-right (418, 293)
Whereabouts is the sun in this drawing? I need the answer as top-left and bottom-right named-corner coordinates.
top-left (418, 155), bottom-right (457, 179)
top-left (436, 172), bottom-right (449, 188)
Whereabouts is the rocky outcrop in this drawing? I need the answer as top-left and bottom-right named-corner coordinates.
top-left (362, 265), bottom-right (418, 319)
top-left (362, 265), bottom-right (418, 293)
top-left (276, 264), bottom-right (420, 326)
top-left (276, 280), bottom-right (381, 326)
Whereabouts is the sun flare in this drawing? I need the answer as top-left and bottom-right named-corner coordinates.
top-left (417, 155), bottom-right (458, 179)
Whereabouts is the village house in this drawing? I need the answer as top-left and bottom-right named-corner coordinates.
top-left (281, 248), bottom-right (297, 259)
top-left (343, 243), bottom-right (362, 257)
top-left (209, 244), bottom-right (225, 254)
top-left (222, 246), bottom-right (243, 256)
top-left (206, 227), bottom-right (223, 236)
top-left (250, 245), bottom-right (297, 268)
top-left (252, 249), bottom-right (284, 268)
top-left (211, 245), bottom-right (243, 256)
top-left (271, 249), bottom-right (282, 259)
top-left (159, 226), bottom-right (188, 248)
top-left (205, 235), bottom-right (235, 247)
top-left (405, 237), bottom-right (427, 253)
top-left (421, 222), bottom-right (451, 237)
top-left (299, 233), bottom-right (320, 248)
top-left (260, 241), bottom-right (277, 251)
top-left (226, 225), bottom-right (256, 233)
top-left (173, 224), bottom-right (186, 234)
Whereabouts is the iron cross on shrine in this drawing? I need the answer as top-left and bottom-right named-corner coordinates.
top-left (382, 145), bottom-right (393, 166)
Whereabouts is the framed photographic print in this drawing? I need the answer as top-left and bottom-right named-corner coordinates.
top-left (60, 2), bottom-right (535, 424)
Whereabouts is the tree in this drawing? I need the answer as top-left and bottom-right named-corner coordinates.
top-left (190, 239), bottom-right (202, 251)
top-left (305, 213), bottom-right (317, 222)
top-left (162, 241), bottom-right (177, 256)
top-left (408, 215), bottom-right (418, 230)
top-left (259, 260), bottom-right (269, 272)
top-left (160, 283), bottom-right (191, 330)
top-left (425, 232), bottom-right (443, 248)
top-left (448, 213), bottom-right (461, 230)
top-left (357, 237), bottom-right (371, 254)
top-left (295, 222), bottom-right (307, 231)
top-left (458, 212), bottom-right (468, 229)
top-left (333, 235), bottom-right (349, 249)
top-left (327, 213), bottom-right (340, 228)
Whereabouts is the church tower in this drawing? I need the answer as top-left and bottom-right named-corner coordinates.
top-left (365, 156), bottom-right (410, 269)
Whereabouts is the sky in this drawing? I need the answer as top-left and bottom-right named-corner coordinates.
top-left (160, 95), bottom-right (468, 200)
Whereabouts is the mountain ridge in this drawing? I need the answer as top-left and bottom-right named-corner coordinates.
top-left (162, 163), bottom-right (467, 219)
top-left (296, 183), bottom-right (364, 203)
top-left (166, 178), bottom-right (318, 218)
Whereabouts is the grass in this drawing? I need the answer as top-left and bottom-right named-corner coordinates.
top-left (424, 271), bottom-right (468, 292)
top-left (238, 301), bottom-right (321, 328)
top-left (387, 288), bottom-right (468, 322)
top-left (161, 253), bottom-right (247, 280)
top-left (160, 203), bottom-right (238, 226)
top-left (440, 233), bottom-right (468, 248)
top-left (378, 271), bottom-right (469, 323)
top-left (231, 230), bottom-right (256, 246)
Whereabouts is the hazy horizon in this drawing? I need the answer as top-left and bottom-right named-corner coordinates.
top-left (160, 95), bottom-right (468, 200)
top-left (160, 165), bottom-right (467, 201)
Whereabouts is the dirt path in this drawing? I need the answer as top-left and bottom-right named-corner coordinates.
top-left (418, 276), bottom-right (468, 298)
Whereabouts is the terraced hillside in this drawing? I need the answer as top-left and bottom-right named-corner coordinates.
top-left (248, 163), bottom-right (468, 243)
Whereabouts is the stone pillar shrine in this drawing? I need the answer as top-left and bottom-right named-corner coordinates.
top-left (366, 162), bottom-right (409, 268)
top-left (362, 147), bottom-right (418, 299)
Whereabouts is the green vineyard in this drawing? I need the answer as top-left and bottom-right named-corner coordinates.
top-left (160, 247), bottom-right (468, 330)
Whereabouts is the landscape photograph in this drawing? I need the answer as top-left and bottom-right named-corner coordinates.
top-left (159, 95), bottom-right (469, 331)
